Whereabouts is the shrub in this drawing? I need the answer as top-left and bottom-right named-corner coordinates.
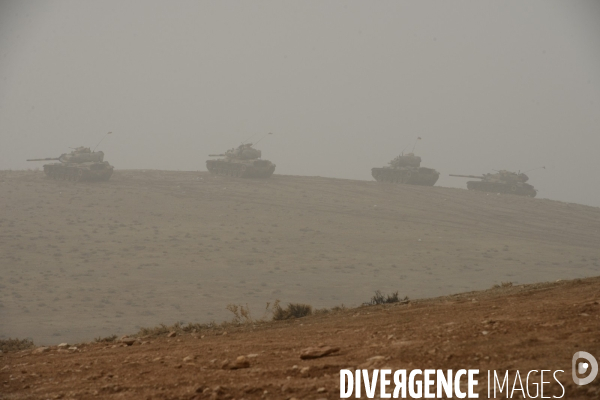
top-left (0, 338), bottom-right (35, 352)
top-left (94, 334), bottom-right (117, 343)
top-left (226, 303), bottom-right (252, 324)
top-left (369, 290), bottom-right (408, 305)
top-left (136, 321), bottom-right (217, 338)
top-left (272, 302), bottom-right (313, 320)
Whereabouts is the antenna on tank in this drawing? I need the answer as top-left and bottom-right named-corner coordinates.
top-left (241, 132), bottom-right (260, 145)
top-left (411, 136), bottom-right (422, 153)
top-left (254, 132), bottom-right (273, 146)
top-left (401, 136), bottom-right (421, 154)
top-left (93, 132), bottom-right (112, 151)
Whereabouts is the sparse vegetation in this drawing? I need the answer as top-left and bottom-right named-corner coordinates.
top-left (93, 295), bottom-right (398, 342)
top-left (492, 281), bottom-right (514, 289)
top-left (0, 338), bottom-right (35, 352)
top-left (272, 302), bottom-right (313, 320)
top-left (94, 334), bottom-right (118, 343)
top-left (368, 290), bottom-right (409, 305)
top-left (226, 303), bottom-right (252, 324)
top-left (137, 321), bottom-right (218, 337)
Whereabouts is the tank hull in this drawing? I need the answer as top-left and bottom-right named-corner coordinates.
top-left (42, 162), bottom-right (114, 182)
top-left (206, 159), bottom-right (276, 178)
top-left (371, 167), bottom-right (439, 186)
top-left (466, 181), bottom-right (537, 197)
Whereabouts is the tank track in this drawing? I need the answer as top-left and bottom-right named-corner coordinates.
top-left (43, 164), bottom-right (113, 182)
top-left (371, 167), bottom-right (439, 186)
top-left (466, 181), bottom-right (537, 197)
top-left (206, 160), bottom-right (275, 179)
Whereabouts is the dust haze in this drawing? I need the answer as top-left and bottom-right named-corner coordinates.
top-left (1, 1), bottom-right (600, 346)
top-left (1, 1), bottom-right (599, 205)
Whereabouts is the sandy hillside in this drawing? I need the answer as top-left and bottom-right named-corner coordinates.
top-left (1, 170), bottom-right (599, 345)
top-left (1, 277), bottom-right (599, 399)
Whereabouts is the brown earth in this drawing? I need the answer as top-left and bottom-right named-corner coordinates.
top-left (0, 170), bottom-right (599, 346)
top-left (1, 277), bottom-right (600, 399)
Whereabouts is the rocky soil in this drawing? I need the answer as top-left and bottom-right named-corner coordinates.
top-left (2, 277), bottom-right (600, 399)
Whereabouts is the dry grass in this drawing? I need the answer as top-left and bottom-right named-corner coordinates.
top-left (367, 290), bottom-right (409, 305)
top-left (226, 303), bottom-right (252, 324)
top-left (0, 338), bottom-right (35, 353)
top-left (272, 302), bottom-right (313, 320)
top-left (94, 334), bottom-right (118, 343)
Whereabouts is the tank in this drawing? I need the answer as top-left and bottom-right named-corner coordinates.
top-left (449, 170), bottom-right (537, 197)
top-left (27, 147), bottom-right (114, 182)
top-left (371, 153), bottom-right (440, 186)
top-left (206, 143), bottom-right (276, 178)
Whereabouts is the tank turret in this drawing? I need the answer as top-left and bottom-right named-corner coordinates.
top-left (450, 170), bottom-right (536, 197)
top-left (206, 142), bottom-right (275, 178)
top-left (27, 146), bottom-right (114, 182)
top-left (388, 153), bottom-right (422, 168)
top-left (371, 152), bottom-right (439, 186)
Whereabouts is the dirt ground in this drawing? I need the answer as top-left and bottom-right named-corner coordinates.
top-left (1, 276), bottom-right (599, 399)
top-left (1, 170), bottom-right (599, 346)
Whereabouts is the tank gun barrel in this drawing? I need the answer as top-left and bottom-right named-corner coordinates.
top-left (449, 174), bottom-right (485, 179)
top-left (27, 157), bottom-right (60, 161)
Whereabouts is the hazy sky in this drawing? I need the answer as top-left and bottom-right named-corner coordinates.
top-left (1, 1), bottom-right (599, 206)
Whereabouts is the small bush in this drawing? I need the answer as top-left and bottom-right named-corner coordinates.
top-left (369, 290), bottom-right (408, 305)
top-left (137, 323), bottom-right (171, 337)
top-left (136, 321), bottom-right (217, 338)
top-left (272, 302), bottom-right (313, 320)
top-left (94, 334), bottom-right (117, 343)
top-left (226, 303), bottom-right (252, 324)
top-left (0, 338), bottom-right (35, 352)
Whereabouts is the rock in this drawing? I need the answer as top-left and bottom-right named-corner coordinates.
top-left (121, 338), bottom-right (136, 346)
top-left (57, 343), bottom-right (69, 349)
top-left (246, 353), bottom-right (259, 358)
top-left (68, 346), bottom-right (78, 352)
top-left (299, 345), bottom-right (340, 360)
top-left (317, 387), bottom-right (326, 393)
top-left (167, 331), bottom-right (177, 338)
top-left (183, 356), bottom-right (195, 363)
top-left (222, 356), bottom-right (250, 370)
top-left (300, 366), bottom-right (311, 375)
top-left (359, 355), bottom-right (388, 369)
top-left (195, 385), bottom-right (206, 393)
top-left (32, 347), bottom-right (50, 354)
